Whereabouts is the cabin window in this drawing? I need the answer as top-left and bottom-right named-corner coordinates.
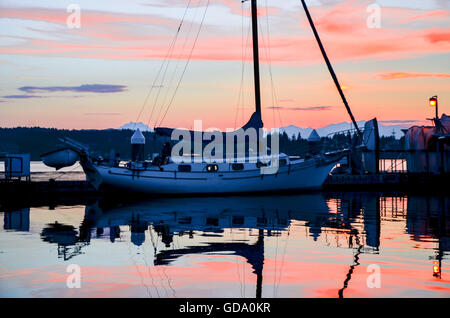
top-left (232, 163), bottom-right (244, 171)
top-left (206, 218), bottom-right (219, 226)
top-left (206, 164), bottom-right (219, 172)
top-left (256, 161), bottom-right (268, 168)
top-left (178, 164), bottom-right (191, 172)
top-left (257, 217), bottom-right (267, 226)
top-left (178, 217), bottom-right (192, 225)
top-left (232, 216), bottom-right (244, 226)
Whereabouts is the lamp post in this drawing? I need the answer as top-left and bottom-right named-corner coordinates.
top-left (429, 95), bottom-right (438, 119)
top-left (429, 95), bottom-right (443, 172)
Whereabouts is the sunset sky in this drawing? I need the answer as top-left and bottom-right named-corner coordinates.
top-left (0, 0), bottom-right (449, 130)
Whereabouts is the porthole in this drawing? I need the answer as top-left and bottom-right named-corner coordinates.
top-left (178, 164), bottom-right (191, 172)
top-left (232, 163), bottom-right (244, 171)
top-left (206, 164), bottom-right (219, 172)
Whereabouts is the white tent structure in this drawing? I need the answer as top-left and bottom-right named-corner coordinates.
top-left (308, 129), bottom-right (321, 142)
top-left (404, 114), bottom-right (449, 174)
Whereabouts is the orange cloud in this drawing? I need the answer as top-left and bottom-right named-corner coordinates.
top-left (424, 30), bottom-right (450, 43)
top-left (377, 72), bottom-right (450, 80)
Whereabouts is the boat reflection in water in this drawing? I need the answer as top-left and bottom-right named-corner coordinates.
top-left (2, 193), bottom-right (448, 297)
top-left (31, 192), bottom-right (449, 298)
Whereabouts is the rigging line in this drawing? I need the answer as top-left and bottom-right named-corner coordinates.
top-left (139, 33), bottom-right (177, 128)
top-left (161, 262), bottom-right (177, 297)
top-left (146, 35), bottom-right (181, 128)
top-left (153, 0), bottom-right (202, 128)
top-left (142, 226), bottom-right (161, 298)
top-left (52, 162), bottom-right (81, 180)
top-left (276, 100), bottom-right (283, 128)
top-left (254, 1), bottom-right (280, 130)
top-left (243, 9), bottom-right (254, 127)
top-left (234, 6), bottom-right (252, 130)
top-left (234, 1), bottom-right (246, 130)
top-left (157, 0), bottom-right (211, 128)
top-left (276, 223), bottom-right (290, 297)
top-left (148, 225), bottom-right (162, 297)
top-left (259, 17), bottom-right (279, 131)
top-left (263, 0), bottom-right (282, 129)
top-left (147, 36), bottom-right (180, 128)
top-left (242, 8), bottom-right (252, 128)
top-left (154, 235), bottom-right (171, 297)
top-left (127, 237), bottom-right (153, 298)
top-left (259, 1), bottom-right (275, 129)
top-left (136, 0), bottom-right (192, 128)
top-left (148, 0), bottom-right (197, 128)
top-left (231, 227), bottom-right (244, 297)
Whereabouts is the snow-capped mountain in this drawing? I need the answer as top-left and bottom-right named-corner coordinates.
top-left (277, 121), bottom-right (410, 139)
top-left (119, 121), bottom-right (153, 132)
top-left (118, 121), bottom-right (410, 139)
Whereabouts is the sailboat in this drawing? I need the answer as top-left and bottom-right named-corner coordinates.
top-left (68, 0), bottom-right (360, 195)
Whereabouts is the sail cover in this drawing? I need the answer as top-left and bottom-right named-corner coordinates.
top-left (155, 111), bottom-right (264, 139)
top-left (154, 112), bottom-right (264, 160)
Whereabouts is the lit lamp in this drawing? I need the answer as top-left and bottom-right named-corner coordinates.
top-left (433, 260), bottom-right (441, 278)
top-left (429, 95), bottom-right (438, 119)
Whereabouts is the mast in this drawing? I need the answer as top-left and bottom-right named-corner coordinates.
top-left (251, 0), bottom-right (262, 115)
top-left (300, 0), bottom-right (362, 139)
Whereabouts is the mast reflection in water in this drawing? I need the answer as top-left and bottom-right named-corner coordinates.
top-left (0, 193), bottom-right (448, 298)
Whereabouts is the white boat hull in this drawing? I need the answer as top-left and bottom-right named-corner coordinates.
top-left (83, 158), bottom-right (338, 195)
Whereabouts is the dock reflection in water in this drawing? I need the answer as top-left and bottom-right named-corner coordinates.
top-left (0, 193), bottom-right (448, 298)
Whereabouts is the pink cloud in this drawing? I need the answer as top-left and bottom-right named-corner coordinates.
top-left (0, 2), bottom-right (449, 65)
top-left (398, 9), bottom-right (449, 24)
top-left (164, 0), bottom-right (279, 17)
top-left (0, 7), bottom-right (176, 27)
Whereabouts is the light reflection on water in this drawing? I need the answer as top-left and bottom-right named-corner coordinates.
top-left (0, 193), bottom-right (448, 298)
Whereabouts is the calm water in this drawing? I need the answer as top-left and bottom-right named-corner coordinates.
top-left (0, 193), bottom-right (448, 298)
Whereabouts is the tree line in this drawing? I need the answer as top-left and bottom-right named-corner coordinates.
top-left (0, 127), bottom-right (405, 161)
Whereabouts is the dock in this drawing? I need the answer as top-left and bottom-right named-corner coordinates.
top-left (0, 179), bottom-right (94, 195)
top-left (324, 172), bottom-right (448, 191)
top-left (0, 171), bottom-right (96, 206)
top-left (1, 171), bottom-right (447, 208)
